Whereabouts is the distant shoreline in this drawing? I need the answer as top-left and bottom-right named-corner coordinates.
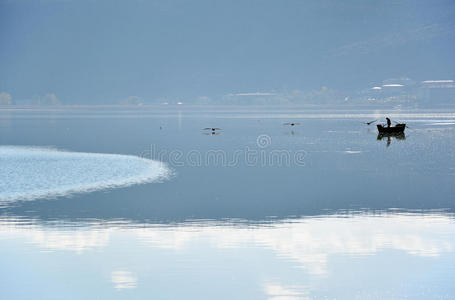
top-left (1, 103), bottom-right (455, 111)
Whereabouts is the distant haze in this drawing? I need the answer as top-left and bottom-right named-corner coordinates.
top-left (1, 0), bottom-right (454, 104)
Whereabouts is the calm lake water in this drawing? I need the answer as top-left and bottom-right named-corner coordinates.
top-left (1, 106), bottom-right (455, 299)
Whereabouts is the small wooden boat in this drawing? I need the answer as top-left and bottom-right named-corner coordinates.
top-left (377, 123), bottom-right (406, 134)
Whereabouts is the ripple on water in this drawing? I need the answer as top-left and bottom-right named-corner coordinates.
top-left (0, 146), bottom-right (171, 202)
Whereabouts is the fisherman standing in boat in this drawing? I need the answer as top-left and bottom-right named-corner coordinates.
top-left (386, 117), bottom-right (391, 128)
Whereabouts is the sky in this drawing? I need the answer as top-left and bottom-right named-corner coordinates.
top-left (1, 0), bottom-right (454, 104)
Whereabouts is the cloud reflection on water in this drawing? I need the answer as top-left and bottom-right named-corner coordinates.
top-left (1, 212), bottom-right (453, 276)
top-left (111, 271), bottom-right (138, 290)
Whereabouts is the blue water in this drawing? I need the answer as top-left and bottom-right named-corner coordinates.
top-left (1, 106), bottom-right (455, 299)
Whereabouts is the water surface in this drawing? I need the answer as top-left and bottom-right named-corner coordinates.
top-left (1, 107), bottom-right (454, 299)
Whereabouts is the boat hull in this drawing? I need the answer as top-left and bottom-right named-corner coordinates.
top-left (377, 124), bottom-right (406, 134)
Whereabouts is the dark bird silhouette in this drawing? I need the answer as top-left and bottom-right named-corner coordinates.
top-left (283, 122), bottom-right (300, 126)
top-left (203, 128), bottom-right (222, 135)
top-left (363, 120), bottom-right (377, 125)
top-left (203, 127), bottom-right (222, 132)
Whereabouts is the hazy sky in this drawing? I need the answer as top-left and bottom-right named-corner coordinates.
top-left (1, 0), bottom-right (454, 103)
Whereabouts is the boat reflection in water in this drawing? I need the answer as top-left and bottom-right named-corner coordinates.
top-left (377, 132), bottom-right (406, 147)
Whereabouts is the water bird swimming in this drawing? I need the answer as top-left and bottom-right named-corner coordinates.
top-left (283, 122), bottom-right (300, 126)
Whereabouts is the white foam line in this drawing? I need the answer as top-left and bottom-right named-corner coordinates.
top-left (428, 122), bottom-right (455, 126)
top-left (0, 146), bottom-right (172, 202)
top-left (344, 150), bottom-right (362, 154)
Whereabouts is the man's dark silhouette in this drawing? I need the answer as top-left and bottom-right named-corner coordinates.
top-left (386, 117), bottom-right (391, 128)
